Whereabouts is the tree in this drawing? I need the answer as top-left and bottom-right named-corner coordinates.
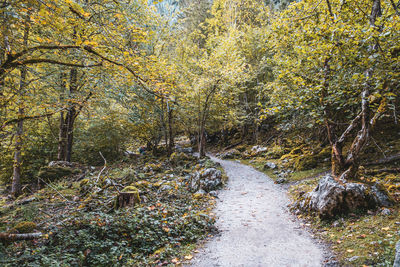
top-left (264, 0), bottom-right (399, 181)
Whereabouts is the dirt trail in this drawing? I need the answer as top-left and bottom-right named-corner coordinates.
top-left (189, 157), bottom-right (326, 267)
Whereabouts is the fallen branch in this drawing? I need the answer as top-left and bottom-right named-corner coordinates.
top-left (223, 141), bottom-right (243, 151)
top-left (366, 168), bottom-right (400, 175)
top-left (38, 177), bottom-right (71, 203)
top-left (0, 232), bottom-right (43, 241)
top-left (95, 151), bottom-right (107, 184)
top-left (365, 153), bottom-right (400, 166)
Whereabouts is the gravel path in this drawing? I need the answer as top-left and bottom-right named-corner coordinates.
top-left (189, 157), bottom-right (326, 267)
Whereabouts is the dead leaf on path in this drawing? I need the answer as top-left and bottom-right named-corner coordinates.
top-left (241, 192), bottom-right (248, 195)
top-left (347, 249), bottom-right (354, 253)
top-left (184, 255), bottom-right (193, 260)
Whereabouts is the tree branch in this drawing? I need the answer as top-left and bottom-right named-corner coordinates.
top-left (1, 109), bottom-right (65, 130)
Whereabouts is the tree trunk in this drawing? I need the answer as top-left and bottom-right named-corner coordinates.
top-left (160, 98), bottom-right (168, 153)
top-left (57, 73), bottom-right (68, 161)
top-left (167, 101), bottom-right (174, 156)
top-left (0, 232), bottom-right (43, 241)
top-left (199, 123), bottom-right (206, 158)
top-left (324, 0), bottom-right (382, 182)
top-left (11, 10), bottom-right (30, 197)
top-left (65, 68), bottom-right (77, 162)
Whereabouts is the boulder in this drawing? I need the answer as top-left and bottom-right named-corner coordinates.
top-left (38, 166), bottom-right (78, 182)
top-left (190, 168), bottom-right (223, 192)
top-left (394, 240), bottom-right (400, 267)
top-left (297, 175), bottom-right (392, 219)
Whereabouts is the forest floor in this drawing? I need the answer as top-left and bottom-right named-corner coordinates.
top-left (189, 156), bottom-right (328, 267)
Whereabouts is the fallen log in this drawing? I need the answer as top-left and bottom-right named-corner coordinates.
top-left (0, 232), bottom-right (43, 241)
top-left (222, 141), bottom-right (243, 151)
top-left (365, 153), bottom-right (400, 166)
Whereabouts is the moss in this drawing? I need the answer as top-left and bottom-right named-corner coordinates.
top-left (193, 193), bottom-right (204, 199)
top-left (266, 145), bottom-right (285, 159)
top-left (121, 186), bottom-right (139, 193)
top-left (38, 166), bottom-right (74, 182)
top-left (295, 155), bottom-right (319, 171)
top-left (13, 221), bottom-right (37, 233)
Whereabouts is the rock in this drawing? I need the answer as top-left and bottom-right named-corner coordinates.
top-left (13, 221), bottom-right (37, 233)
top-left (38, 166), bottom-right (78, 182)
top-left (190, 168), bottom-right (223, 192)
top-left (217, 149), bottom-right (241, 159)
top-left (371, 183), bottom-right (393, 207)
top-left (48, 161), bottom-right (77, 168)
top-left (347, 256), bottom-right (360, 262)
top-left (394, 240), bottom-right (400, 267)
top-left (263, 162), bottom-right (277, 170)
top-left (381, 208), bottom-right (391, 216)
top-left (276, 178), bottom-right (287, 184)
top-left (208, 191), bottom-right (218, 198)
top-left (170, 152), bottom-right (193, 165)
top-left (297, 175), bottom-right (393, 219)
top-left (175, 145), bottom-right (193, 154)
top-left (251, 145), bottom-right (268, 155)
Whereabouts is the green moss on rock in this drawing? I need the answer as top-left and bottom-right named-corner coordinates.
top-left (38, 166), bottom-right (74, 182)
top-left (13, 221), bottom-right (37, 233)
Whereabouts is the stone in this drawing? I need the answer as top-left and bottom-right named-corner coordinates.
top-left (297, 175), bottom-right (393, 219)
top-left (175, 144), bottom-right (193, 154)
top-left (276, 178), bottom-right (287, 184)
top-left (381, 208), bottom-right (391, 216)
top-left (263, 162), bottom-right (277, 170)
top-left (394, 240), bottom-right (400, 267)
top-left (38, 166), bottom-right (76, 182)
top-left (347, 256), bottom-right (360, 262)
top-left (190, 168), bottom-right (223, 192)
top-left (208, 191), bottom-right (218, 198)
top-left (13, 221), bottom-right (37, 233)
top-left (251, 145), bottom-right (268, 155)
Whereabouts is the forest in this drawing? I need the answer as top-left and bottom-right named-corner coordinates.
top-left (0, 0), bottom-right (400, 266)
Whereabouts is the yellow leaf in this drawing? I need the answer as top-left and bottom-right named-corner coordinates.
top-left (184, 255), bottom-right (193, 260)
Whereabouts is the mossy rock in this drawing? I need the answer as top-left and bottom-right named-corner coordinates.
top-left (38, 166), bottom-right (76, 182)
top-left (13, 221), bottom-right (36, 233)
top-left (193, 192), bottom-right (205, 200)
top-left (169, 152), bottom-right (190, 165)
top-left (295, 155), bottom-right (319, 171)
